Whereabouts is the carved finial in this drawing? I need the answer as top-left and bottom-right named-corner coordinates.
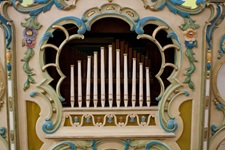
top-left (108, 0), bottom-right (113, 2)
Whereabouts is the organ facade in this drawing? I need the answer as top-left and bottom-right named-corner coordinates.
top-left (0, 0), bottom-right (225, 149)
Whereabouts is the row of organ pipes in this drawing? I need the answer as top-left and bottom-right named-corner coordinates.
top-left (70, 44), bottom-right (152, 108)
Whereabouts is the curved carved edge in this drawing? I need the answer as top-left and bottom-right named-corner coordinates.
top-left (11, 0), bottom-right (78, 16)
top-left (135, 17), bottom-right (186, 133)
top-left (212, 55), bottom-right (225, 106)
top-left (135, 16), bottom-right (181, 101)
top-left (30, 90), bottom-right (62, 134)
top-left (209, 100), bottom-right (225, 150)
top-left (179, 18), bottom-right (199, 91)
top-left (211, 99), bottom-right (225, 136)
top-left (39, 16), bottom-right (85, 102)
top-left (205, 3), bottom-right (225, 79)
top-left (0, 1), bottom-right (13, 80)
top-left (0, 1), bottom-right (12, 50)
top-left (82, 3), bottom-right (140, 31)
top-left (142, 0), bottom-right (206, 18)
top-left (209, 122), bottom-right (225, 149)
top-left (30, 17), bottom-right (86, 134)
top-left (218, 34), bottom-right (225, 59)
top-left (50, 140), bottom-right (173, 150)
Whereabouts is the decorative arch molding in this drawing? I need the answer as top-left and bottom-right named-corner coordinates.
top-left (31, 2), bottom-right (187, 140)
top-left (82, 3), bottom-right (139, 31)
top-left (50, 139), bottom-right (173, 150)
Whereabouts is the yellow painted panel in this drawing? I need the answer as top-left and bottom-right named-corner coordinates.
top-left (177, 100), bottom-right (192, 150)
top-left (26, 101), bottom-right (43, 150)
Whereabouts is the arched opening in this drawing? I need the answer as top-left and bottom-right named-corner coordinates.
top-left (45, 17), bottom-right (175, 107)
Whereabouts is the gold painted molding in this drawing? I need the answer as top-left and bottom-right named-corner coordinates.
top-left (0, 61), bottom-right (5, 109)
top-left (212, 55), bottom-right (225, 105)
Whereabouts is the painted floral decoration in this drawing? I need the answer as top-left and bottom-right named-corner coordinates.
top-left (22, 27), bottom-right (38, 48)
top-left (183, 28), bottom-right (197, 42)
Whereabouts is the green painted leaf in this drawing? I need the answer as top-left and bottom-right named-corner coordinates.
top-left (129, 140), bottom-right (149, 149)
top-left (24, 80), bottom-right (30, 91)
top-left (183, 77), bottom-right (191, 83)
top-left (188, 80), bottom-right (195, 91)
top-left (28, 76), bottom-right (35, 83)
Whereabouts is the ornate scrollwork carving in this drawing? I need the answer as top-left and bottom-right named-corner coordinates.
top-left (82, 3), bottom-right (139, 31)
top-left (141, 0), bottom-right (206, 18)
top-left (12, 0), bottom-right (78, 16)
top-left (136, 17), bottom-right (185, 133)
top-left (50, 139), bottom-right (172, 150)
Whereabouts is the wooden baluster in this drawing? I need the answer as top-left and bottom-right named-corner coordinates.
top-left (139, 63), bottom-right (143, 107)
top-left (132, 58), bottom-right (136, 107)
top-left (146, 67), bottom-right (151, 107)
top-left (101, 47), bottom-right (105, 107)
top-left (93, 52), bottom-right (98, 107)
top-left (124, 54), bottom-right (128, 107)
top-left (116, 49), bottom-right (120, 107)
top-left (86, 56), bottom-right (91, 107)
top-left (78, 60), bottom-right (82, 108)
top-left (70, 65), bottom-right (75, 108)
top-left (108, 45), bottom-right (113, 107)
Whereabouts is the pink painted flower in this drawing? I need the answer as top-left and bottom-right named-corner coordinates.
top-left (23, 39), bottom-right (36, 48)
top-left (23, 27), bottom-right (38, 48)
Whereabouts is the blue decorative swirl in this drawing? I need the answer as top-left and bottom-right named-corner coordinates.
top-left (211, 124), bottom-right (217, 135)
top-left (42, 120), bottom-right (57, 134)
top-left (145, 140), bottom-right (170, 150)
top-left (156, 96), bottom-right (162, 101)
top-left (196, 0), bottom-right (205, 5)
top-left (40, 32), bottom-right (54, 44)
top-left (124, 140), bottom-right (130, 150)
top-left (156, 1), bottom-right (166, 10)
top-left (0, 14), bottom-right (12, 49)
top-left (30, 91), bottom-right (38, 97)
top-left (206, 4), bottom-right (221, 50)
top-left (12, 0), bottom-right (69, 16)
top-left (169, 0), bottom-right (185, 5)
top-left (218, 34), bottom-right (225, 59)
top-left (167, 3), bottom-right (189, 18)
top-left (91, 140), bottom-right (97, 150)
top-left (30, 1), bottom-right (54, 16)
top-left (182, 90), bottom-right (190, 96)
top-left (167, 119), bottom-right (178, 130)
top-left (185, 41), bottom-right (197, 49)
top-left (34, 0), bottom-right (49, 4)
top-left (159, 114), bottom-right (178, 133)
top-left (0, 127), bottom-right (6, 138)
top-left (136, 17), bottom-right (168, 34)
top-left (50, 16), bottom-right (86, 34)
